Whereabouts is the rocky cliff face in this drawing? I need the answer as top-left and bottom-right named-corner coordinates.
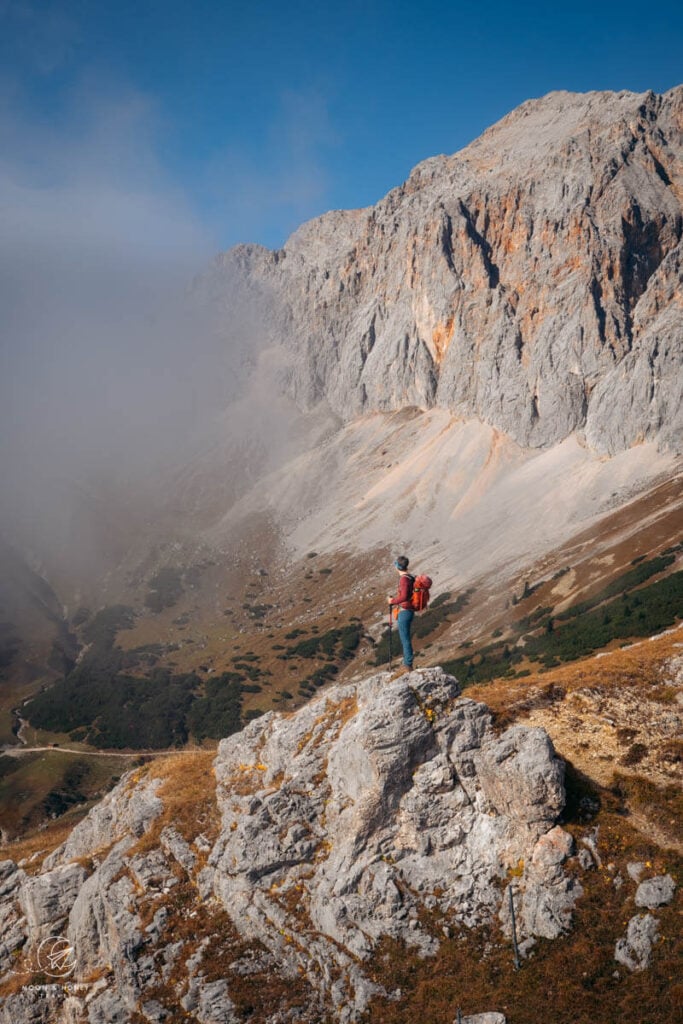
top-left (206, 86), bottom-right (683, 455)
top-left (0, 669), bottom-right (582, 1023)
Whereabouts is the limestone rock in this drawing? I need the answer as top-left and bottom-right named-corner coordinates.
top-left (43, 775), bottom-right (163, 870)
top-left (0, 667), bottom-right (578, 1023)
top-left (627, 861), bottom-right (646, 882)
top-left (160, 826), bottom-right (196, 874)
top-left (614, 913), bottom-right (660, 971)
top-left (499, 825), bottom-right (582, 944)
top-left (182, 978), bottom-right (238, 1024)
top-left (19, 863), bottom-right (87, 937)
top-left (0, 985), bottom-right (66, 1024)
top-left (85, 988), bottom-right (132, 1024)
top-left (635, 874), bottom-right (676, 908)
top-left (579, 827), bottom-right (601, 869)
top-left (518, 827), bottom-right (582, 940)
top-left (460, 1015), bottom-right (507, 1024)
top-left (0, 860), bottom-right (27, 979)
top-left (208, 668), bottom-right (576, 1014)
top-left (474, 726), bottom-right (565, 831)
top-left (206, 87), bottom-right (683, 456)
top-left (140, 1001), bottom-right (171, 1023)
top-left (0, 859), bottom-right (20, 893)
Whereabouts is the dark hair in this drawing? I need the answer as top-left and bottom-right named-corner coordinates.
top-left (395, 555), bottom-right (409, 571)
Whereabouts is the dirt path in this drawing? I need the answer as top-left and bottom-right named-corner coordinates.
top-left (0, 744), bottom-right (202, 759)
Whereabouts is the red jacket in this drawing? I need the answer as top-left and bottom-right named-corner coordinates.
top-left (389, 573), bottom-right (414, 611)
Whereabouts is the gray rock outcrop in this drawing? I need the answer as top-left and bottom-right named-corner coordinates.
top-left (614, 913), bottom-right (660, 971)
top-left (504, 825), bottom-right (581, 942)
top-left (635, 873), bottom-right (676, 908)
top-left (0, 668), bottom-right (580, 1023)
top-left (205, 86), bottom-right (683, 456)
top-left (614, 870), bottom-right (676, 973)
top-left (205, 668), bottom-right (575, 1018)
top-left (460, 1015), bottom-right (507, 1024)
top-left (18, 863), bottom-right (87, 938)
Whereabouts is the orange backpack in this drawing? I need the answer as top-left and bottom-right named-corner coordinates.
top-left (411, 574), bottom-right (432, 611)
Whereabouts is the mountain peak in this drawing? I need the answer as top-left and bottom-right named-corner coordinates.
top-left (212, 85), bottom-right (682, 455)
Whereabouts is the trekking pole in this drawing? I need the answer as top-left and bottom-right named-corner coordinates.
top-left (509, 884), bottom-right (521, 971)
top-left (388, 606), bottom-right (393, 670)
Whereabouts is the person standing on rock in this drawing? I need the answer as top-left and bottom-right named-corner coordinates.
top-left (387, 556), bottom-right (415, 677)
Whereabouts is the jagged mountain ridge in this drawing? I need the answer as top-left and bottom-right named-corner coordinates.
top-left (207, 86), bottom-right (683, 454)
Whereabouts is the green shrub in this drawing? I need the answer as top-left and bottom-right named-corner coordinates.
top-left (243, 603), bottom-right (273, 619)
top-left (188, 674), bottom-right (242, 741)
top-left (144, 568), bottom-right (184, 612)
top-left (287, 623), bottom-right (362, 661)
top-left (71, 607), bottom-right (90, 627)
top-left (556, 553), bottom-right (675, 621)
top-left (441, 569), bottom-right (683, 687)
top-left (83, 605), bottom-right (135, 648)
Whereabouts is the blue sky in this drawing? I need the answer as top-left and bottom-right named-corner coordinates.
top-left (2, 0), bottom-right (682, 252)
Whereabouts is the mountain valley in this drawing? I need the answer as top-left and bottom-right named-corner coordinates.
top-left (0, 85), bottom-right (682, 1023)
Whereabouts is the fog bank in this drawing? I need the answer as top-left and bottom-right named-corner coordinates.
top-left (0, 90), bottom-right (272, 584)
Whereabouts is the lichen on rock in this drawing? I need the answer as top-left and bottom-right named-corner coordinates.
top-left (206, 667), bottom-right (578, 1015)
top-left (0, 668), bottom-right (581, 1023)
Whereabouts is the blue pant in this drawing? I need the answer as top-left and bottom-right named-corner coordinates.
top-left (397, 609), bottom-right (414, 667)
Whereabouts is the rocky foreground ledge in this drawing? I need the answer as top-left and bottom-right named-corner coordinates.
top-left (0, 669), bottom-right (583, 1023)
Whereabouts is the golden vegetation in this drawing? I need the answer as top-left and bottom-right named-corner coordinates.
top-left (0, 810), bottom-right (87, 872)
top-left (467, 626), bottom-right (683, 852)
top-left (131, 879), bottom-right (316, 1024)
top-left (363, 802), bottom-right (681, 1024)
top-left (129, 750), bottom-right (219, 857)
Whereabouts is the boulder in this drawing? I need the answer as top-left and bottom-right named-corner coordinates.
top-left (635, 874), bottom-right (676, 909)
top-left (615, 913), bottom-right (660, 971)
top-left (209, 668), bottom-right (575, 1013)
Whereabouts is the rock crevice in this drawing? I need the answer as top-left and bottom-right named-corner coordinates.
top-left (0, 669), bottom-right (582, 1023)
top-left (205, 86), bottom-right (683, 455)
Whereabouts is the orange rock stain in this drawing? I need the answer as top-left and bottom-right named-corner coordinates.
top-left (431, 317), bottom-right (455, 364)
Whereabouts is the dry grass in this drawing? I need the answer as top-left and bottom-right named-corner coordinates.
top-left (362, 804), bottom-right (682, 1024)
top-left (464, 626), bottom-right (683, 854)
top-left (131, 879), bottom-right (319, 1024)
top-left (0, 968), bottom-right (41, 999)
top-left (129, 750), bottom-right (219, 856)
top-left (466, 626), bottom-right (683, 713)
top-left (0, 811), bottom-right (88, 871)
top-left (222, 760), bottom-right (270, 797)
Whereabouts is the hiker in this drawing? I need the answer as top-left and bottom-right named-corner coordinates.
top-left (387, 556), bottom-right (414, 676)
